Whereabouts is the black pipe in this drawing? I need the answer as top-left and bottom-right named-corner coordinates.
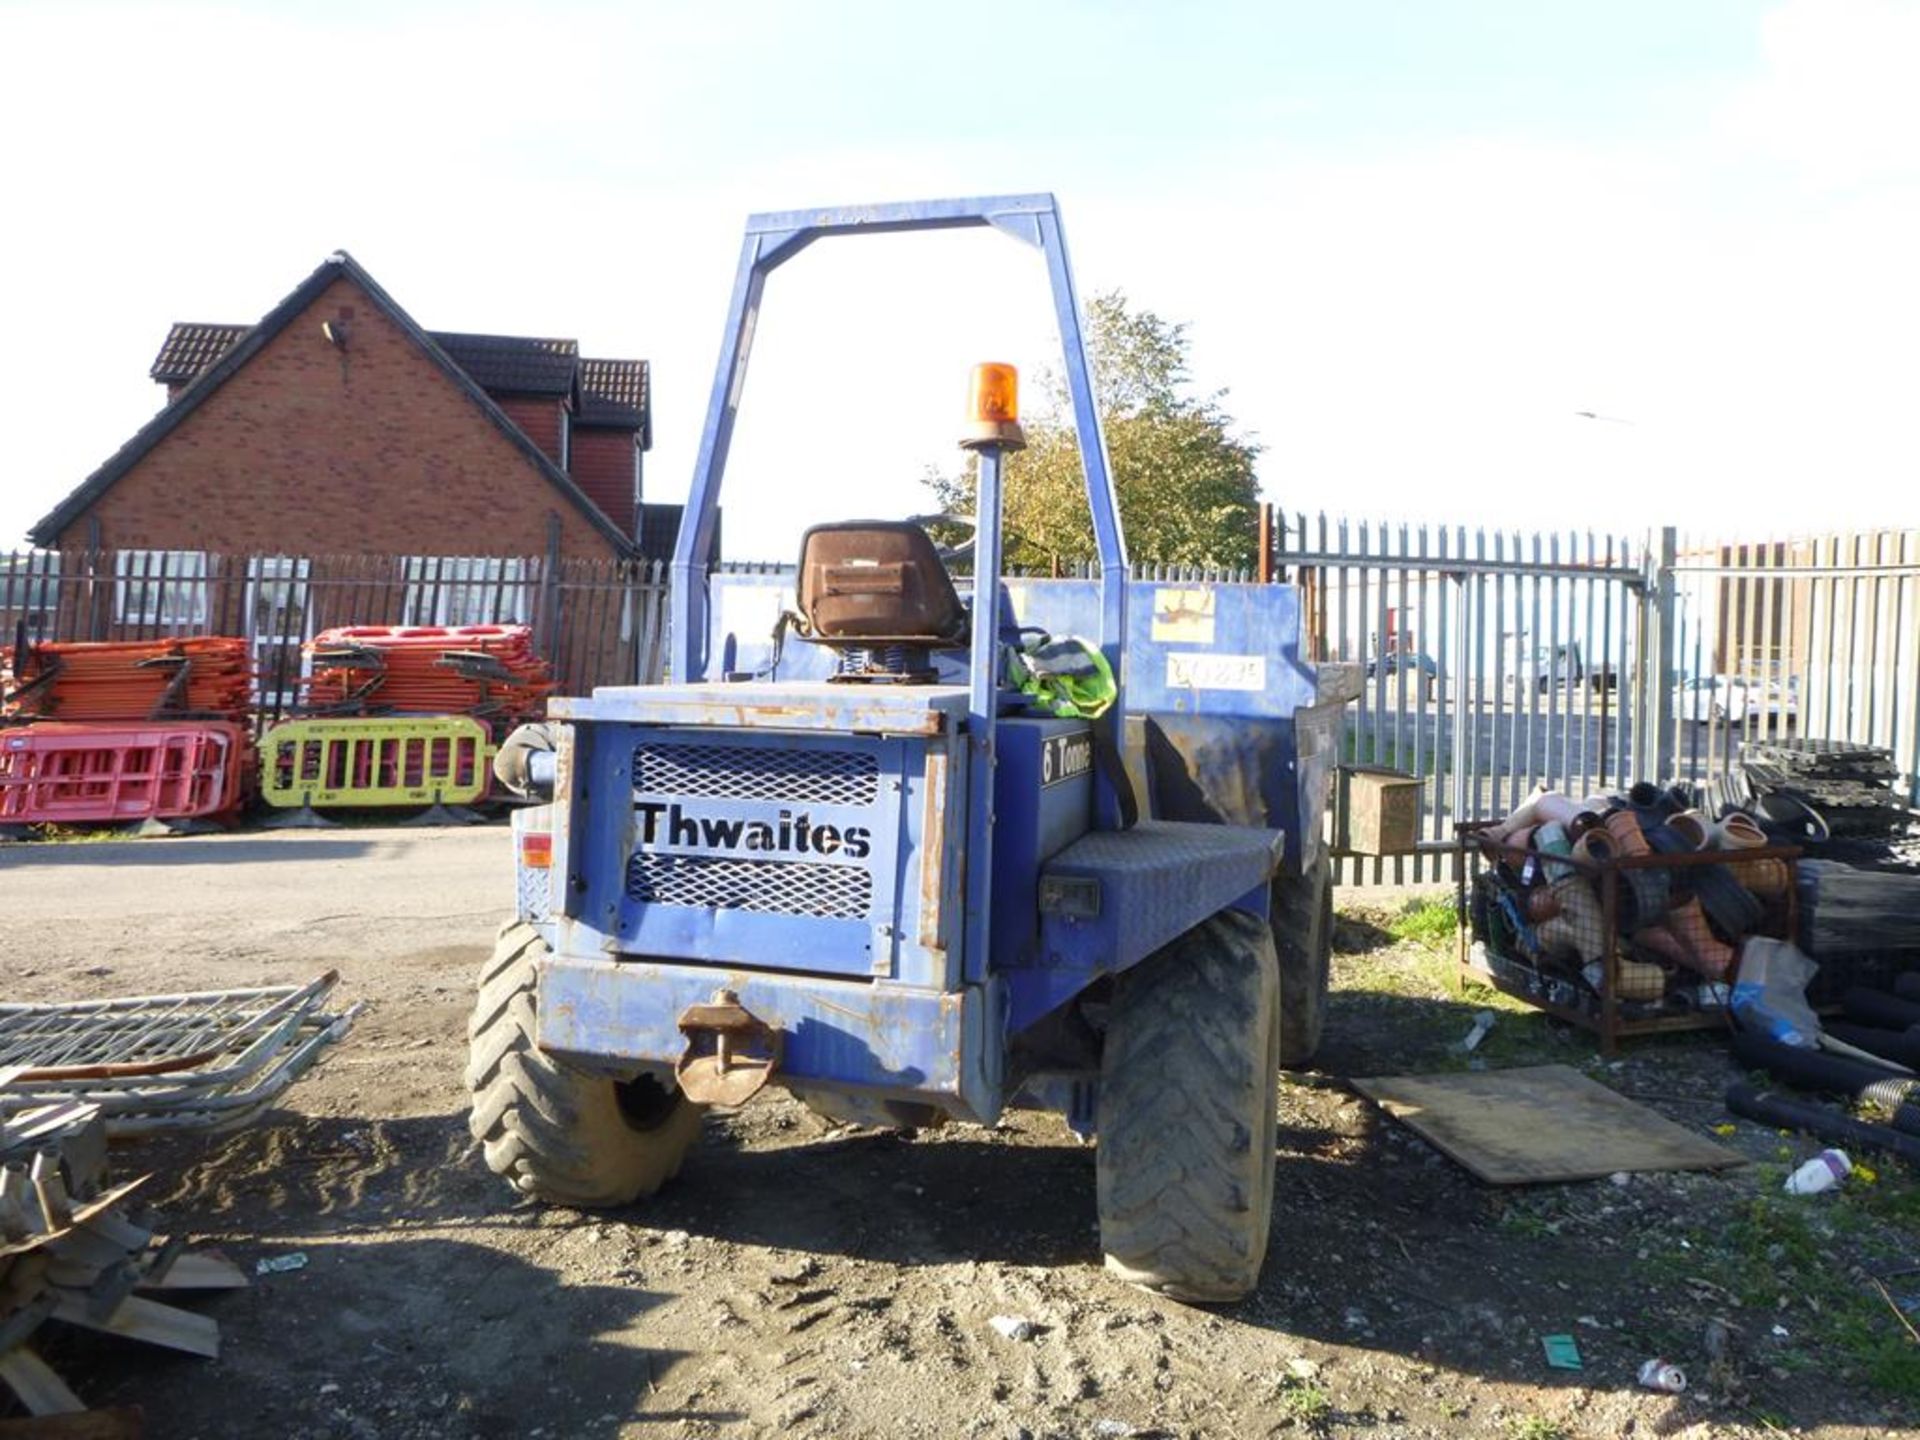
top-left (1724, 1083), bottom-right (1920, 1166)
top-left (1895, 972), bottom-right (1920, 1004)
top-left (1824, 1020), bottom-right (1920, 1070)
top-left (1840, 987), bottom-right (1920, 1030)
top-left (1897, 1102), bottom-right (1920, 1139)
top-left (1729, 1031), bottom-right (1916, 1102)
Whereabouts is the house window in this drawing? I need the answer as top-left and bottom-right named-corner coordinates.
top-left (0, 552), bottom-right (61, 641)
top-left (403, 556), bottom-right (532, 627)
top-left (247, 556), bottom-right (312, 711)
top-left (115, 550), bottom-right (209, 629)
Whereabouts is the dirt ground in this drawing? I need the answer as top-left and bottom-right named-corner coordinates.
top-left (2, 827), bottom-right (1915, 1440)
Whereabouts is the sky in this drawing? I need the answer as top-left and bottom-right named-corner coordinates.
top-left (2, 0), bottom-right (1917, 560)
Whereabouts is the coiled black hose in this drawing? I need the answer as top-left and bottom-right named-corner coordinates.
top-left (1724, 1083), bottom-right (1920, 1165)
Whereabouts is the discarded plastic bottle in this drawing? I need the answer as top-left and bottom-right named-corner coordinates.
top-left (1458, 1010), bottom-right (1496, 1053)
top-left (1637, 1358), bottom-right (1687, 1394)
top-left (1782, 1149), bottom-right (1852, 1195)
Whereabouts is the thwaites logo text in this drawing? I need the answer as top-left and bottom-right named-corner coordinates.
top-left (635, 802), bottom-right (873, 860)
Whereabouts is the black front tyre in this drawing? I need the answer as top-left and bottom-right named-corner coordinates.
top-left (467, 920), bottom-right (706, 1207)
top-left (1096, 908), bottom-right (1281, 1303)
top-left (1273, 856), bottom-right (1334, 1067)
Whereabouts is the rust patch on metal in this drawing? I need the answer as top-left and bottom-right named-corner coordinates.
top-left (553, 689), bottom-right (951, 737)
top-left (674, 988), bottom-right (782, 1107)
top-left (917, 749), bottom-right (950, 951)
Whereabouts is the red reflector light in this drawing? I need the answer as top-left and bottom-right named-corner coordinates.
top-left (519, 831), bottom-right (553, 868)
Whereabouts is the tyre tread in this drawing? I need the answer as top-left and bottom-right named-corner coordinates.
top-left (466, 920), bottom-right (704, 1208)
top-left (1096, 908), bottom-right (1280, 1302)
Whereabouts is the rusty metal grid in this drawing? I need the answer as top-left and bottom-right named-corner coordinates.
top-left (0, 973), bottom-right (359, 1133)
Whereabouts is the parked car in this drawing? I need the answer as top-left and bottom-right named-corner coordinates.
top-left (1503, 640), bottom-right (1618, 693)
top-left (1757, 674), bottom-right (1800, 719)
top-left (1672, 674), bottom-right (1754, 725)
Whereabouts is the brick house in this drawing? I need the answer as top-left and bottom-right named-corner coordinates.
top-left (31, 249), bottom-right (658, 563)
top-left (21, 250), bottom-right (686, 693)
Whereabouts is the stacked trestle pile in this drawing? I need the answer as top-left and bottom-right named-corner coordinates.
top-left (0, 637), bottom-right (254, 832)
top-left (258, 624), bottom-right (553, 819)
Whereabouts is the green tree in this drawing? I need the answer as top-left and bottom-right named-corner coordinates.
top-left (927, 291), bottom-right (1262, 572)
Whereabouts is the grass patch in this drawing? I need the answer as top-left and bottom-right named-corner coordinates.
top-left (1639, 1185), bottom-right (1920, 1400)
top-left (1506, 1419), bottom-right (1568, 1440)
top-left (1276, 1379), bottom-right (1332, 1424)
top-left (1384, 895), bottom-right (1458, 950)
top-left (1332, 899), bottom-right (1571, 1068)
top-left (1849, 1158), bottom-right (1920, 1230)
top-left (15, 825), bottom-right (133, 844)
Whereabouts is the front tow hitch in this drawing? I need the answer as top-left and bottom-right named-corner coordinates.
top-left (674, 989), bottom-right (782, 1107)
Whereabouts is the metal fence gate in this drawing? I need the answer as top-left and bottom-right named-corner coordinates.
top-left (1663, 527), bottom-right (1920, 801)
top-left (1277, 515), bottom-right (1650, 884)
top-left (8, 529), bottom-right (1914, 872)
top-left (1278, 516), bottom-right (1920, 886)
top-left (0, 549), bottom-right (671, 732)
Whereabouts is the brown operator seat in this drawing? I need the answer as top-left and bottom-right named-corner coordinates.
top-left (796, 520), bottom-right (969, 647)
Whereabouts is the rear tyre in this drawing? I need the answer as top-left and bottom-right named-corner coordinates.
top-left (467, 920), bottom-right (706, 1207)
top-left (1273, 857), bottom-right (1335, 1067)
top-left (1097, 908), bottom-right (1281, 1303)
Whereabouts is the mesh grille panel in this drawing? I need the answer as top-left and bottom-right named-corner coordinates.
top-left (633, 744), bottom-right (880, 806)
top-left (627, 853), bottom-right (872, 920)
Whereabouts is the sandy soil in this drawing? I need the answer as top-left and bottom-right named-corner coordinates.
top-left (1, 827), bottom-right (1911, 1439)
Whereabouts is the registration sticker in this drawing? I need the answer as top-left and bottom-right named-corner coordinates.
top-left (1151, 587), bottom-right (1216, 644)
top-left (1166, 652), bottom-right (1266, 692)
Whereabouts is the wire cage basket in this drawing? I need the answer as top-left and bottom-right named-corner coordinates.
top-left (1455, 805), bottom-right (1800, 1053)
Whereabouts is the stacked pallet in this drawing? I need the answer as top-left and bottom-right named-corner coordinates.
top-left (0, 639), bottom-right (255, 831)
top-left (0, 1098), bottom-right (246, 1418)
top-left (2, 637), bottom-right (252, 723)
top-left (300, 624), bottom-right (552, 733)
top-left (1742, 738), bottom-right (1912, 840)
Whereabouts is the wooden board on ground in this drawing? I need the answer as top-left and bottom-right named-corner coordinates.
top-left (0, 1410), bottom-right (143, 1438)
top-left (50, 1293), bottom-right (219, 1359)
top-left (0, 1347), bottom-right (86, 1417)
top-left (1352, 1063), bottom-right (1743, 1185)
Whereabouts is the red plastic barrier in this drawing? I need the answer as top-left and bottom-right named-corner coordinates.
top-left (0, 722), bottom-right (248, 825)
top-left (2, 638), bottom-right (253, 723)
top-left (302, 623), bottom-right (551, 730)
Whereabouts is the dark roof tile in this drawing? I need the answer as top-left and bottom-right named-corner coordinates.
top-left (578, 357), bottom-right (650, 439)
top-left (430, 331), bottom-right (578, 396)
top-left (150, 323), bottom-right (250, 383)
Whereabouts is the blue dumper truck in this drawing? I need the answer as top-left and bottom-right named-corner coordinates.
top-left (471, 195), bottom-right (1356, 1301)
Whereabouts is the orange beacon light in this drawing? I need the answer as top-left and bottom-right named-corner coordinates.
top-left (961, 362), bottom-right (1026, 451)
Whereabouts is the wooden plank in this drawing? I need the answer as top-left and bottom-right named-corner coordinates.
top-left (0, 1407), bottom-right (143, 1438)
top-left (51, 1291), bottom-right (218, 1359)
top-left (135, 1251), bottom-right (246, 1292)
top-left (2, 1180), bottom-right (150, 1259)
top-left (1352, 1064), bottom-right (1743, 1185)
top-left (0, 1103), bottom-right (101, 1151)
top-left (70, 1208), bottom-right (153, 1256)
top-left (0, 1346), bottom-right (86, 1417)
